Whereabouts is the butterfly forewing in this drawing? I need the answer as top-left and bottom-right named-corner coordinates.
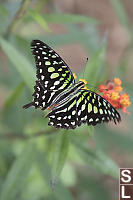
top-left (27, 40), bottom-right (76, 110)
top-left (31, 40), bottom-right (75, 91)
top-left (32, 81), bottom-right (61, 109)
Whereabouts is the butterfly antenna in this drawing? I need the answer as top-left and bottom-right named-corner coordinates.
top-left (82, 57), bottom-right (89, 80)
top-left (83, 57), bottom-right (98, 91)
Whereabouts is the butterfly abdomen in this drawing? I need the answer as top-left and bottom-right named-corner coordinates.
top-left (23, 102), bottom-right (34, 109)
top-left (51, 81), bottom-right (85, 107)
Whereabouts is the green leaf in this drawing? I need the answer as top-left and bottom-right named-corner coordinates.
top-left (27, 9), bottom-right (50, 32)
top-left (24, 23), bottom-right (99, 52)
top-left (77, 174), bottom-right (112, 200)
top-left (96, 126), bottom-right (133, 152)
top-left (60, 163), bottom-right (77, 186)
top-left (72, 137), bottom-right (119, 178)
top-left (0, 4), bottom-right (9, 34)
top-left (43, 14), bottom-right (98, 24)
top-left (0, 142), bottom-right (35, 200)
top-left (84, 43), bottom-right (106, 86)
top-left (0, 4), bottom-right (9, 17)
top-left (0, 37), bottom-right (35, 91)
top-left (51, 132), bottom-right (69, 185)
top-left (110, 0), bottom-right (133, 47)
top-left (3, 81), bottom-right (25, 111)
top-left (110, 0), bottom-right (130, 29)
top-left (88, 125), bottom-right (94, 138)
top-left (35, 149), bottom-right (74, 200)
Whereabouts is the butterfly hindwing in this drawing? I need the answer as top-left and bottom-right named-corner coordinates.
top-left (47, 95), bottom-right (78, 129)
top-left (47, 90), bottom-right (121, 129)
top-left (77, 90), bottom-right (121, 126)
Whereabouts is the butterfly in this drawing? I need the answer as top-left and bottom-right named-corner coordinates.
top-left (23, 40), bottom-right (121, 129)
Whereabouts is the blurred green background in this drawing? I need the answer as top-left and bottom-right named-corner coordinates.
top-left (0, 0), bottom-right (133, 200)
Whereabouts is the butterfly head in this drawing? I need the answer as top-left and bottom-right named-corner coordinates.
top-left (74, 81), bottom-right (85, 90)
top-left (78, 79), bottom-right (88, 90)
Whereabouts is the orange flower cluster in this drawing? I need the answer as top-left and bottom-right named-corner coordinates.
top-left (99, 78), bottom-right (131, 114)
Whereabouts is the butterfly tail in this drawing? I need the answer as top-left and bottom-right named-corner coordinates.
top-left (23, 102), bottom-right (34, 109)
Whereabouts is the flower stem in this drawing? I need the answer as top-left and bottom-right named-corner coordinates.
top-left (4, 0), bottom-right (32, 39)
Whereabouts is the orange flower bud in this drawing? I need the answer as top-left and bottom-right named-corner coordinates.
top-left (120, 93), bottom-right (131, 108)
top-left (122, 107), bottom-right (130, 114)
top-left (106, 81), bottom-right (114, 90)
top-left (111, 91), bottom-right (120, 100)
top-left (114, 86), bottom-right (122, 92)
top-left (114, 78), bottom-right (122, 86)
top-left (98, 77), bottom-right (131, 114)
top-left (111, 101), bottom-right (121, 109)
top-left (103, 90), bottom-right (112, 99)
top-left (98, 84), bottom-right (107, 92)
top-left (121, 93), bottom-right (129, 99)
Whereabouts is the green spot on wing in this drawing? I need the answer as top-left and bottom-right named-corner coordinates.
top-left (45, 61), bottom-right (51, 65)
top-left (92, 99), bottom-right (95, 104)
top-left (83, 92), bottom-right (88, 96)
top-left (99, 108), bottom-right (103, 114)
top-left (88, 103), bottom-right (92, 113)
top-left (108, 110), bottom-right (111, 115)
top-left (48, 67), bottom-right (55, 72)
top-left (77, 96), bottom-right (82, 106)
top-left (93, 106), bottom-right (98, 113)
top-left (68, 99), bottom-right (76, 110)
top-left (87, 95), bottom-right (90, 100)
top-left (68, 74), bottom-right (71, 81)
top-left (51, 73), bottom-right (59, 79)
top-left (60, 83), bottom-right (68, 89)
top-left (99, 102), bottom-right (102, 107)
top-left (104, 110), bottom-right (107, 114)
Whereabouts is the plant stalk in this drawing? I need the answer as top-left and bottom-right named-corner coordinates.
top-left (4, 0), bottom-right (32, 39)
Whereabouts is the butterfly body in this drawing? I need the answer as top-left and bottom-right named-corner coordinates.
top-left (23, 40), bottom-right (121, 129)
top-left (50, 81), bottom-right (85, 108)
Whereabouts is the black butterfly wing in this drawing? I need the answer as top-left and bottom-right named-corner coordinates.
top-left (23, 40), bottom-right (121, 129)
top-left (47, 89), bottom-right (121, 129)
top-left (76, 89), bottom-right (121, 126)
top-left (31, 40), bottom-right (75, 90)
top-left (47, 95), bottom-right (78, 129)
top-left (30, 80), bottom-right (61, 110)
top-left (23, 40), bottom-right (75, 110)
